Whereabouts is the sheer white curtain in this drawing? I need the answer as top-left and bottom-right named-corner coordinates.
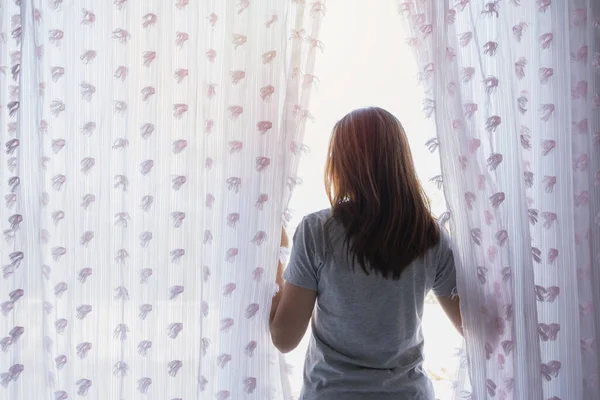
top-left (398, 1), bottom-right (600, 399)
top-left (0, 1), bottom-right (323, 399)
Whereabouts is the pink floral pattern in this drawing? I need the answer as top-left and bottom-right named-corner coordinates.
top-left (399, 0), bottom-right (600, 399)
top-left (1, 1), bottom-right (324, 398)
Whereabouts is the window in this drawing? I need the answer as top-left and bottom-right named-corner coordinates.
top-left (285, 2), bottom-right (463, 399)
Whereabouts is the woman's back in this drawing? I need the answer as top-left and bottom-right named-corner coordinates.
top-left (284, 209), bottom-right (457, 400)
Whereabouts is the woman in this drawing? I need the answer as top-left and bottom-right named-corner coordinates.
top-left (270, 107), bottom-right (462, 400)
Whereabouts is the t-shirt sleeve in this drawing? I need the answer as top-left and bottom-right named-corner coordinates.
top-left (282, 217), bottom-right (319, 291)
top-left (432, 227), bottom-right (457, 297)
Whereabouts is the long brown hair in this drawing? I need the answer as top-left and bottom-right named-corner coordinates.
top-left (325, 107), bottom-right (439, 279)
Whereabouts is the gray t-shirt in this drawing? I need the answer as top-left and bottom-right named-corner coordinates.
top-left (283, 209), bottom-right (457, 400)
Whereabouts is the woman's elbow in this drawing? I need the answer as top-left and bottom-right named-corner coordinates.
top-left (273, 340), bottom-right (295, 354)
top-left (270, 325), bottom-right (297, 354)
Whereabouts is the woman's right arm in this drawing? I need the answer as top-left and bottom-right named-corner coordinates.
top-left (433, 226), bottom-right (463, 336)
top-left (437, 294), bottom-right (463, 336)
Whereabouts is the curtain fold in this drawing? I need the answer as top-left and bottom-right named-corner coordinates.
top-left (0, 1), bottom-right (324, 399)
top-left (398, 1), bottom-right (600, 399)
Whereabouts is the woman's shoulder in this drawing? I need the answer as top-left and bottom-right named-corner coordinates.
top-left (431, 222), bottom-right (453, 259)
top-left (303, 208), bottom-right (332, 225)
top-left (296, 209), bottom-right (335, 247)
top-left (437, 222), bottom-right (451, 246)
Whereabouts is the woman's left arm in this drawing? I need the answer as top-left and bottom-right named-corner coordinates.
top-left (269, 228), bottom-right (288, 323)
top-left (269, 227), bottom-right (317, 353)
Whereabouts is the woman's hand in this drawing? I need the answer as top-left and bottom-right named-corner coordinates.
top-left (270, 226), bottom-right (289, 321)
top-left (280, 226), bottom-right (289, 248)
